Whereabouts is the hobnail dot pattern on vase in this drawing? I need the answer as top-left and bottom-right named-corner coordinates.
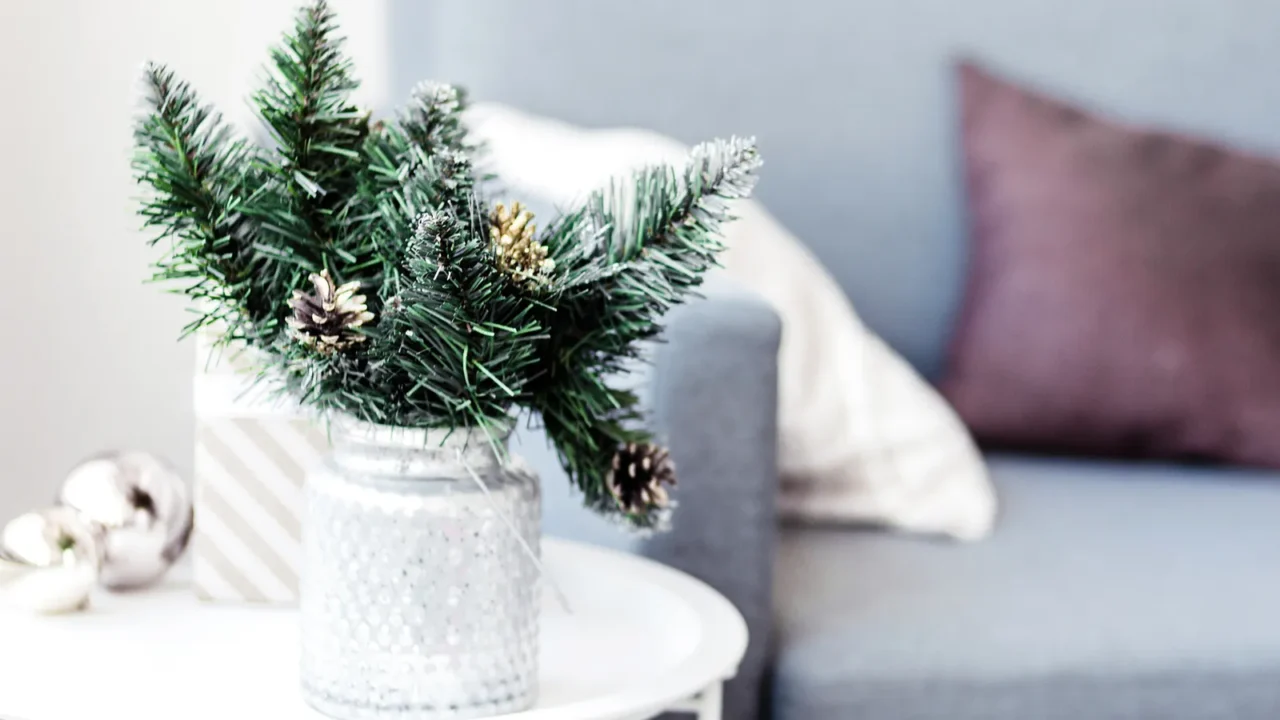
top-left (300, 434), bottom-right (540, 720)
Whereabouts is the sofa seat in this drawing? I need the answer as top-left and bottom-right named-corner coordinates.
top-left (773, 455), bottom-right (1280, 720)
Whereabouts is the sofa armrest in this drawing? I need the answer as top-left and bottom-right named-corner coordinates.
top-left (641, 287), bottom-right (781, 720)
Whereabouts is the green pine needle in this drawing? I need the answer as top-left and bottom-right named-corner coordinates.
top-left (132, 0), bottom-right (760, 527)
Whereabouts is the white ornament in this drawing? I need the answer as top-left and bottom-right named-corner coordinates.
top-left (59, 451), bottom-right (192, 590)
top-left (0, 507), bottom-right (101, 613)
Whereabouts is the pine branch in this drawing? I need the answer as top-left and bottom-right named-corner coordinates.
top-left (134, 0), bottom-right (761, 530)
top-left (567, 135), bottom-right (759, 280)
top-left (133, 62), bottom-right (260, 339)
top-left (537, 368), bottom-right (653, 521)
top-left (285, 205), bottom-right (546, 433)
top-left (544, 137), bottom-right (760, 348)
top-left (423, 147), bottom-right (479, 216)
top-left (400, 81), bottom-right (470, 158)
top-left (251, 0), bottom-right (367, 250)
top-left (409, 209), bottom-right (481, 318)
top-left (399, 206), bottom-right (544, 423)
top-left (340, 121), bottom-right (479, 308)
top-left (340, 81), bottom-right (477, 290)
top-left (527, 137), bottom-right (761, 524)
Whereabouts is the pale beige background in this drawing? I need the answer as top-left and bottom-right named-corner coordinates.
top-left (0, 0), bottom-right (387, 521)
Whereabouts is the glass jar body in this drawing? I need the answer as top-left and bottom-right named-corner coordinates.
top-left (300, 421), bottom-right (540, 720)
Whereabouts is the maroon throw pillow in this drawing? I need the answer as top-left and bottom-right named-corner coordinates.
top-left (942, 61), bottom-right (1280, 466)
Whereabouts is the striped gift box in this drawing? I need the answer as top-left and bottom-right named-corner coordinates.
top-left (192, 337), bottom-right (329, 604)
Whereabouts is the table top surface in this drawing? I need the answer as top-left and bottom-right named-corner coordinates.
top-left (0, 538), bottom-right (747, 720)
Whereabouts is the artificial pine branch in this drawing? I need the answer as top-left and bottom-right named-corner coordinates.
top-left (134, 0), bottom-right (760, 529)
top-left (133, 62), bottom-right (260, 339)
top-left (401, 82), bottom-right (470, 158)
top-left (424, 147), bottom-right (479, 215)
top-left (543, 137), bottom-right (760, 352)
top-left (391, 208), bottom-right (545, 427)
top-left (537, 369), bottom-right (653, 522)
top-left (342, 83), bottom-right (476, 303)
top-left (280, 205), bottom-right (544, 434)
top-left (250, 0), bottom-right (367, 260)
top-left (526, 137), bottom-right (762, 524)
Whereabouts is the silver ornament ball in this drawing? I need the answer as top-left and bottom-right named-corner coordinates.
top-left (0, 507), bottom-right (101, 613)
top-left (58, 451), bottom-right (193, 590)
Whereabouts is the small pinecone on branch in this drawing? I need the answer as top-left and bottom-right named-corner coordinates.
top-left (489, 202), bottom-right (554, 285)
top-left (286, 270), bottom-right (375, 355)
top-left (607, 443), bottom-right (676, 514)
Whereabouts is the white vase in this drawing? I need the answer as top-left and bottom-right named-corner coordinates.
top-left (300, 419), bottom-right (540, 719)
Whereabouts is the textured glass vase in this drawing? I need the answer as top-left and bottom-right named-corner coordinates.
top-left (300, 419), bottom-right (540, 720)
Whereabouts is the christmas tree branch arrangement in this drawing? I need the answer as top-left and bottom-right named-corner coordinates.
top-left (134, 0), bottom-right (760, 528)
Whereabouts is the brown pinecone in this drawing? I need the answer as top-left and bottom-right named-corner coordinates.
top-left (489, 202), bottom-right (554, 285)
top-left (286, 270), bottom-right (375, 355)
top-left (607, 443), bottom-right (676, 514)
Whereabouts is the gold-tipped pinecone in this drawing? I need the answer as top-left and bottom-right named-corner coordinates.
top-left (489, 202), bottom-right (555, 285)
top-left (607, 443), bottom-right (676, 514)
top-left (286, 270), bottom-right (375, 355)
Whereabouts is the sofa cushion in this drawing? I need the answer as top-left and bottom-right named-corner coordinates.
top-left (774, 455), bottom-right (1280, 720)
top-left (943, 61), bottom-right (1280, 467)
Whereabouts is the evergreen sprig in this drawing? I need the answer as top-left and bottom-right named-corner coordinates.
top-left (401, 82), bottom-right (471, 158)
top-left (251, 0), bottom-right (367, 245)
top-left (133, 0), bottom-right (760, 526)
top-left (133, 63), bottom-right (261, 339)
top-left (529, 138), bottom-right (762, 524)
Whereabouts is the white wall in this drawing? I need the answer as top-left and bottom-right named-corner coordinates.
top-left (0, 0), bottom-right (386, 521)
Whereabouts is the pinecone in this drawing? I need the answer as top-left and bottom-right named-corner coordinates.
top-left (286, 270), bottom-right (375, 354)
top-left (489, 202), bottom-right (554, 285)
top-left (607, 443), bottom-right (676, 514)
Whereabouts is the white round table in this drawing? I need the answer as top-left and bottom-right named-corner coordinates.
top-left (0, 538), bottom-right (746, 720)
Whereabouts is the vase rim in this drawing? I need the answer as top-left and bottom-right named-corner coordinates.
top-left (328, 414), bottom-right (513, 450)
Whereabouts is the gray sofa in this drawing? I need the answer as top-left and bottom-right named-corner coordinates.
top-left (393, 2), bottom-right (1280, 718)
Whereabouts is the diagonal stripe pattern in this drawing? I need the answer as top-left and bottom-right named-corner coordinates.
top-left (193, 417), bottom-right (329, 604)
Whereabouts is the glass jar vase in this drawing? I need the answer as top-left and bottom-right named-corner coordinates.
top-left (300, 419), bottom-right (540, 720)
